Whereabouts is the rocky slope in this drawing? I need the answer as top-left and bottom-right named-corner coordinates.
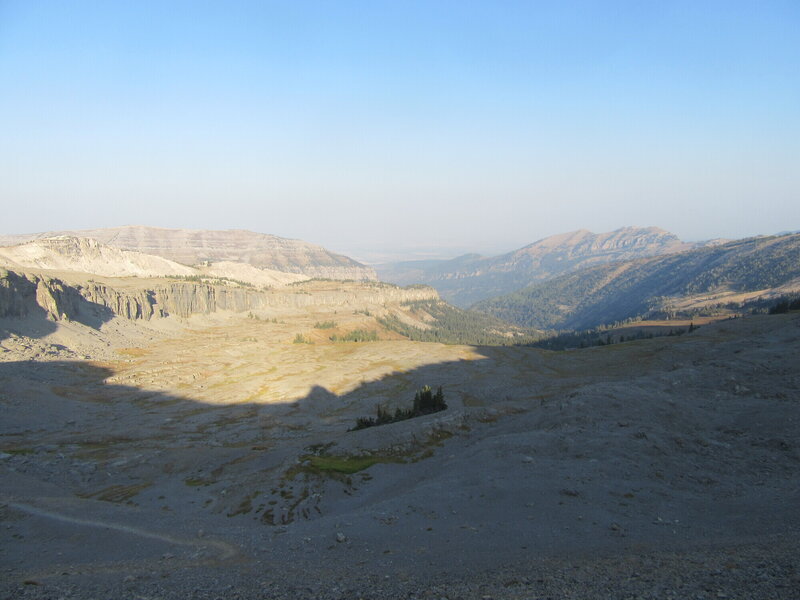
top-left (1, 302), bottom-right (798, 599)
top-left (476, 233), bottom-right (800, 330)
top-left (377, 226), bottom-right (703, 306)
top-left (0, 226), bottom-right (376, 280)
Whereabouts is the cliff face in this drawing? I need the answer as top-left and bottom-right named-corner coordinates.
top-left (0, 269), bottom-right (437, 324)
top-left (0, 269), bottom-right (91, 321)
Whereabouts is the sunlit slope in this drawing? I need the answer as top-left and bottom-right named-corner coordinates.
top-left (0, 225), bottom-right (376, 280)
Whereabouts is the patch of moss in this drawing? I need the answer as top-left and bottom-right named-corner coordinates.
top-left (184, 477), bottom-right (216, 487)
top-left (286, 454), bottom-right (402, 479)
top-left (3, 447), bottom-right (35, 455)
top-left (308, 454), bottom-right (392, 473)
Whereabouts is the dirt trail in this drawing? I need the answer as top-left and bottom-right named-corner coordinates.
top-left (5, 498), bottom-right (240, 566)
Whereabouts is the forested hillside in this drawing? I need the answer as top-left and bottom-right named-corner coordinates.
top-left (377, 300), bottom-right (540, 345)
top-left (474, 234), bottom-right (800, 331)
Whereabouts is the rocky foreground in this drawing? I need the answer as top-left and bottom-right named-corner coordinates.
top-left (1, 288), bottom-right (798, 598)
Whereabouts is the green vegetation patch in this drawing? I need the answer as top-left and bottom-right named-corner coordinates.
top-left (378, 300), bottom-right (540, 346)
top-left (768, 295), bottom-right (800, 314)
top-left (306, 454), bottom-right (391, 474)
top-left (2, 447), bottom-right (36, 455)
top-left (313, 320), bottom-right (337, 329)
top-left (285, 454), bottom-right (401, 480)
top-left (169, 274), bottom-right (257, 288)
top-left (330, 329), bottom-right (379, 342)
top-left (184, 477), bottom-right (216, 487)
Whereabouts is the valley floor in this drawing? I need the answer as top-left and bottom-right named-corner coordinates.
top-left (1, 309), bottom-right (799, 599)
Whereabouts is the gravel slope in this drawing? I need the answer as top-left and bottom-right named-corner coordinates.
top-left (1, 311), bottom-right (798, 599)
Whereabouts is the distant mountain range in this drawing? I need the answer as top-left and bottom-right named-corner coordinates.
top-left (376, 226), bottom-right (715, 307)
top-left (474, 233), bottom-right (800, 331)
top-left (0, 226), bottom-right (376, 281)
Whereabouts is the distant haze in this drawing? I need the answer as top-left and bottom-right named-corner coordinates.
top-left (1, 1), bottom-right (798, 260)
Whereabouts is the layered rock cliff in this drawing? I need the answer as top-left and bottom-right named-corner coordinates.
top-left (0, 269), bottom-right (437, 324)
top-left (0, 226), bottom-right (377, 281)
top-left (0, 270), bottom-right (81, 321)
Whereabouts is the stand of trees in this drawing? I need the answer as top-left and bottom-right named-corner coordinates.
top-left (352, 386), bottom-right (447, 430)
top-left (377, 300), bottom-right (540, 346)
top-left (330, 329), bottom-right (379, 342)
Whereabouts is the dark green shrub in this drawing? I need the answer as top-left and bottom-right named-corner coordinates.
top-left (330, 329), bottom-right (379, 342)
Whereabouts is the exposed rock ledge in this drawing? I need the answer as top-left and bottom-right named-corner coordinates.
top-left (0, 269), bottom-right (438, 323)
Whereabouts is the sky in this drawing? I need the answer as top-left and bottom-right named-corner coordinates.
top-left (1, 1), bottom-right (799, 262)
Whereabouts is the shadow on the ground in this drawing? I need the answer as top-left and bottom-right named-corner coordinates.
top-left (0, 349), bottom-right (493, 442)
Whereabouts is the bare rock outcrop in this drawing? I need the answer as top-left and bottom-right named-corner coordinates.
top-left (0, 236), bottom-right (196, 278)
top-left (0, 269), bottom-right (90, 321)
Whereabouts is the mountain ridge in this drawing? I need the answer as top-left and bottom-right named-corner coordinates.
top-left (0, 226), bottom-right (377, 281)
top-left (376, 226), bottom-right (700, 306)
top-left (474, 233), bottom-right (800, 331)
top-left (0, 236), bottom-right (311, 288)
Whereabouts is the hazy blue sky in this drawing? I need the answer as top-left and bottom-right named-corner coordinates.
top-left (1, 1), bottom-right (798, 261)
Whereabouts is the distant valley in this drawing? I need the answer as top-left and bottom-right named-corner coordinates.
top-left (376, 226), bottom-right (800, 338)
top-left (376, 226), bottom-right (712, 307)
